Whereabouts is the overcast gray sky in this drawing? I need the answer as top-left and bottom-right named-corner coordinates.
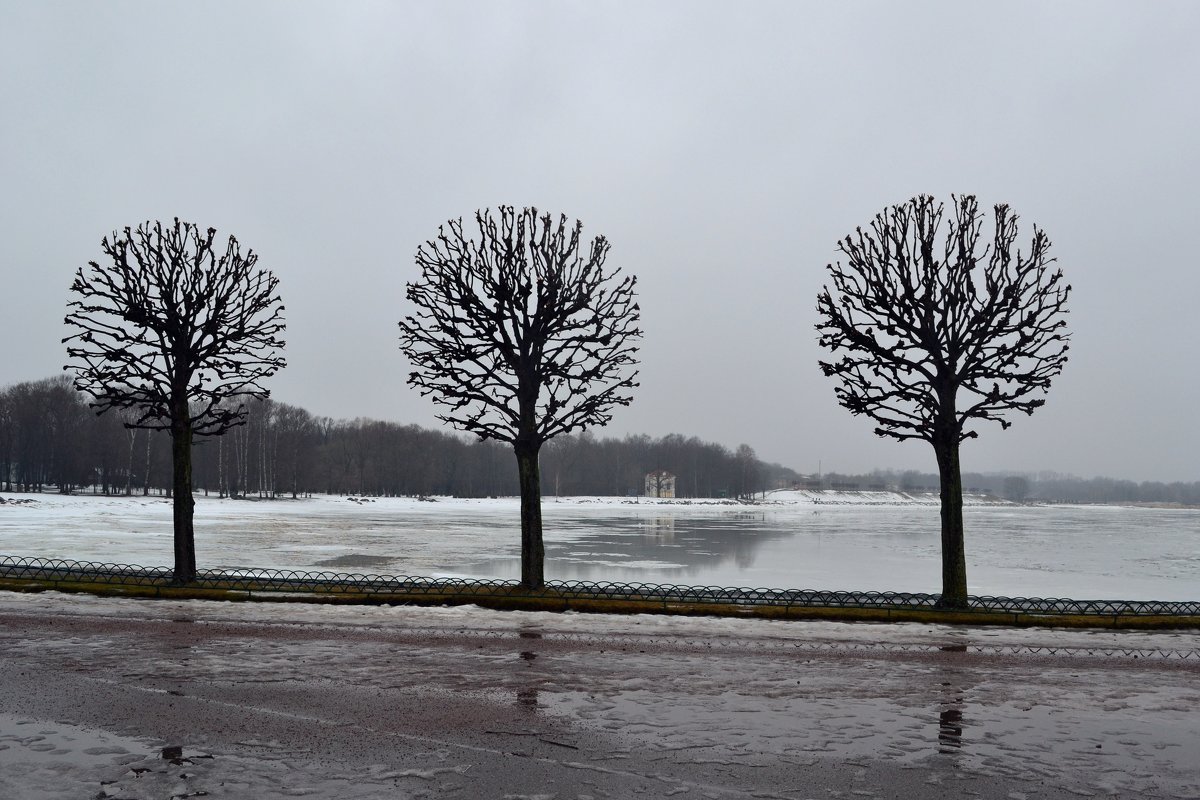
top-left (2, 1), bottom-right (1198, 482)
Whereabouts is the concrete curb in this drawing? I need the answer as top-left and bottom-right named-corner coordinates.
top-left (4, 577), bottom-right (1198, 630)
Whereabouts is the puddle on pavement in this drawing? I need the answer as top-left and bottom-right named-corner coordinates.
top-left (519, 630), bottom-right (541, 662)
top-left (938, 708), bottom-right (964, 751)
top-left (0, 713), bottom-right (153, 767)
top-left (516, 629), bottom-right (544, 709)
top-left (517, 688), bottom-right (541, 710)
top-left (936, 678), bottom-right (966, 754)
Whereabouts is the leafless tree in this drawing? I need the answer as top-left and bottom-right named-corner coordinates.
top-left (399, 206), bottom-right (641, 588)
top-left (816, 195), bottom-right (1070, 608)
top-left (0, 376), bottom-right (91, 493)
top-left (64, 219), bottom-right (286, 582)
top-left (734, 443), bottom-right (761, 500)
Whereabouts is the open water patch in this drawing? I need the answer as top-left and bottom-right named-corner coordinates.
top-left (311, 554), bottom-right (399, 569)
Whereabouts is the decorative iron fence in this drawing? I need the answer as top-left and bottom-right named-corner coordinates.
top-left (2, 554), bottom-right (1197, 617)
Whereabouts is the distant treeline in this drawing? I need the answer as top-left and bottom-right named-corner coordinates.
top-left (6, 375), bottom-right (1196, 505)
top-left (0, 376), bottom-right (796, 499)
top-left (817, 469), bottom-right (1200, 506)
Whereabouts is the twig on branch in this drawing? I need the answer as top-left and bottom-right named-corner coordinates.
top-left (63, 218), bottom-right (287, 436)
top-left (398, 206), bottom-right (641, 447)
top-left (816, 194), bottom-right (1071, 445)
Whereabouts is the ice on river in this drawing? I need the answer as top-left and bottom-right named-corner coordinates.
top-left (0, 490), bottom-right (1196, 600)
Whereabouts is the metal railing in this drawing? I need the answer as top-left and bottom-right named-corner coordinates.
top-left (1, 555), bottom-right (1197, 617)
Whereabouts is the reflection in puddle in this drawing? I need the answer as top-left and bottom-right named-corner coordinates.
top-left (517, 628), bottom-right (541, 708)
top-left (938, 707), bottom-right (963, 751)
top-left (519, 629), bottom-right (540, 664)
top-left (517, 687), bottom-right (540, 710)
top-left (937, 678), bottom-right (966, 754)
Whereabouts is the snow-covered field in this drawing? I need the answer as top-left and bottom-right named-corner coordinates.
top-left (1, 490), bottom-right (1197, 600)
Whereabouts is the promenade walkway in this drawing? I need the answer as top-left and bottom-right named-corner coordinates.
top-left (1, 591), bottom-right (1197, 799)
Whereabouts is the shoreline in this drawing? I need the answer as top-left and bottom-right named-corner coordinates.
top-left (2, 491), bottom-right (1196, 603)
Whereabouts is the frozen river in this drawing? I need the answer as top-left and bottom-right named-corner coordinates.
top-left (0, 491), bottom-right (1197, 600)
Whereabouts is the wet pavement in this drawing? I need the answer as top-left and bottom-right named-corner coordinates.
top-left (0, 591), bottom-right (1197, 799)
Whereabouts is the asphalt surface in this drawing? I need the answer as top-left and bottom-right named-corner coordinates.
top-left (1, 593), bottom-right (1197, 799)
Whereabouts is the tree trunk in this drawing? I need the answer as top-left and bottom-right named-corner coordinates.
top-left (933, 435), bottom-right (968, 609)
top-left (125, 428), bottom-right (136, 496)
top-left (143, 432), bottom-right (151, 496)
top-left (514, 442), bottom-right (545, 590)
top-left (170, 421), bottom-right (197, 584)
top-left (291, 441), bottom-right (299, 500)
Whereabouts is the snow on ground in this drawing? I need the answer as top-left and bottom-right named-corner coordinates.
top-left (0, 591), bottom-right (1197, 799)
top-left (0, 490), bottom-right (1197, 600)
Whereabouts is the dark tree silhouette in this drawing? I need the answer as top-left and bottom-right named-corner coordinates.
top-left (64, 219), bottom-right (286, 582)
top-left (399, 206), bottom-right (641, 588)
top-left (816, 195), bottom-right (1070, 608)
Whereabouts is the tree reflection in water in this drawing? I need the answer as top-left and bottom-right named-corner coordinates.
top-left (517, 629), bottom-right (542, 711)
top-left (471, 512), bottom-right (792, 584)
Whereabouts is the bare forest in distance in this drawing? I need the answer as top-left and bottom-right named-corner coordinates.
top-left (1, 374), bottom-right (1196, 507)
top-left (0, 375), bottom-right (788, 500)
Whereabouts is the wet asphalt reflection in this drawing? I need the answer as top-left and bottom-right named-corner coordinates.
top-left (0, 595), bottom-right (1197, 799)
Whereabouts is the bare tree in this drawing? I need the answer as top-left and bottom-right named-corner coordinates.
top-left (399, 206), bottom-right (641, 588)
top-left (1002, 475), bottom-right (1031, 504)
top-left (0, 377), bottom-right (88, 493)
top-left (64, 219), bottom-right (286, 582)
top-left (734, 443), bottom-right (761, 500)
top-left (816, 195), bottom-right (1070, 608)
top-left (0, 388), bottom-right (12, 492)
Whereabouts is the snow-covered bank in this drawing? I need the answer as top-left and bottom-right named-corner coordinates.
top-left (0, 487), bottom-right (1004, 510)
top-left (0, 491), bottom-right (1196, 600)
top-left (764, 488), bottom-right (1007, 506)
